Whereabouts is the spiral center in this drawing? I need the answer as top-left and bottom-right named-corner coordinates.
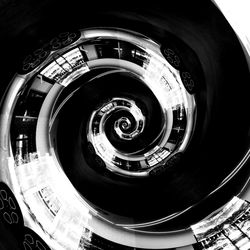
top-left (121, 118), bottom-right (130, 130)
top-left (113, 104), bottom-right (145, 141)
top-left (115, 117), bottom-right (131, 132)
top-left (88, 97), bottom-right (146, 146)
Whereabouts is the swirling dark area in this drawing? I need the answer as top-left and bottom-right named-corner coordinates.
top-left (50, 1), bottom-right (250, 227)
top-left (0, 0), bottom-right (250, 248)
